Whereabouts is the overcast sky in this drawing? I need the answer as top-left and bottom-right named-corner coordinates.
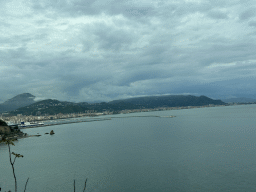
top-left (1, 0), bottom-right (256, 102)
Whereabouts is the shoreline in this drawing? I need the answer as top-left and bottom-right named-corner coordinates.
top-left (1, 103), bottom-right (254, 142)
top-left (1, 104), bottom-right (231, 124)
top-left (20, 115), bottom-right (176, 129)
top-left (2, 103), bottom-right (252, 131)
top-left (20, 117), bottom-right (112, 129)
top-left (16, 104), bottom-right (236, 129)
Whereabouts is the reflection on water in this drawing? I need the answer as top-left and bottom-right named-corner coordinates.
top-left (1, 105), bottom-right (256, 192)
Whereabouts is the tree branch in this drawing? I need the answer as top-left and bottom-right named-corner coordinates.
top-left (13, 156), bottom-right (17, 165)
top-left (24, 177), bottom-right (29, 192)
top-left (83, 179), bottom-right (88, 192)
top-left (8, 142), bottom-right (17, 192)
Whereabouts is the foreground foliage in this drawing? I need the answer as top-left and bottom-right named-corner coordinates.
top-left (0, 136), bottom-right (28, 192)
top-left (1, 122), bottom-right (88, 191)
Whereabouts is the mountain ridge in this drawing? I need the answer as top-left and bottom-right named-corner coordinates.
top-left (3, 94), bottom-right (227, 116)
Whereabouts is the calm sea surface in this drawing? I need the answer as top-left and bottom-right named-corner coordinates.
top-left (1, 105), bottom-right (256, 192)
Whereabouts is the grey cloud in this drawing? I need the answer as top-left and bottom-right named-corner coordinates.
top-left (239, 8), bottom-right (256, 20)
top-left (31, 0), bottom-right (157, 20)
top-left (64, 80), bottom-right (98, 97)
top-left (114, 67), bottom-right (167, 87)
top-left (1, 0), bottom-right (256, 102)
top-left (207, 10), bottom-right (229, 19)
top-left (249, 20), bottom-right (256, 27)
top-left (92, 23), bottom-right (136, 51)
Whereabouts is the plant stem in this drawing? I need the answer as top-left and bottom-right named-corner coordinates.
top-left (24, 177), bottom-right (29, 192)
top-left (74, 179), bottom-right (75, 192)
top-left (8, 143), bottom-right (17, 192)
top-left (83, 179), bottom-right (88, 192)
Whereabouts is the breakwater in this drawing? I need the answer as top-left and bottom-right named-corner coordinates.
top-left (20, 115), bottom-right (176, 129)
top-left (20, 117), bottom-right (112, 129)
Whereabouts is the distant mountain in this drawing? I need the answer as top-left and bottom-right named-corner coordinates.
top-left (8, 95), bottom-right (226, 116)
top-left (9, 99), bottom-right (88, 116)
top-left (109, 95), bottom-right (226, 108)
top-left (221, 97), bottom-right (256, 103)
top-left (0, 93), bottom-right (36, 113)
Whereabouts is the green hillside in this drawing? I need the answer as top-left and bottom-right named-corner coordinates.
top-left (6, 95), bottom-right (226, 116)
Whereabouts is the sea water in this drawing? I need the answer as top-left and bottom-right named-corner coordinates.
top-left (1, 105), bottom-right (256, 192)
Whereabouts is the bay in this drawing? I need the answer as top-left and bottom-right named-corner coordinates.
top-left (1, 105), bottom-right (256, 191)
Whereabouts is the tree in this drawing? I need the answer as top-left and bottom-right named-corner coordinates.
top-left (0, 136), bottom-right (29, 192)
top-left (0, 119), bottom-right (8, 126)
top-left (0, 119), bottom-right (88, 191)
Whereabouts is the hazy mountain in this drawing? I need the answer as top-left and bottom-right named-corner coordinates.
top-left (9, 99), bottom-right (88, 116)
top-left (0, 93), bottom-right (36, 113)
top-left (6, 94), bottom-right (226, 116)
top-left (109, 95), bottom-right (226, 108)
top-left (221, 97), bottom-right (256, 103)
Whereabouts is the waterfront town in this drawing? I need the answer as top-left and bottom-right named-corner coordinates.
top-left (0, 104), bottom-right (228, 127)
top-left (0, 102), bottom-right (249, 142)
top-left (0, 94), bottom-right (233, 127)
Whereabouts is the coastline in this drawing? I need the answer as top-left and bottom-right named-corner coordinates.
top-left (2, 103), bottom-right (250, 132)
top-left (20, 117), bottom-right (112, 129)
top-left (1, 103), bottom-right (253, 143)
top-left (13, 104), bottom-right (232, 130)
top-left (1, 104), bottom-right (231, 126)
top-left (20, 115), bottom-right (176, 129)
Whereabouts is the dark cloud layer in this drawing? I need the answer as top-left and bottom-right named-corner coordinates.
top-left (1, 0), bottom-right (256, 102)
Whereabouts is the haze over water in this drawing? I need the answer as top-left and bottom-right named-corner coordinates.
top-left (1, 105), bottom-right (256, 192)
